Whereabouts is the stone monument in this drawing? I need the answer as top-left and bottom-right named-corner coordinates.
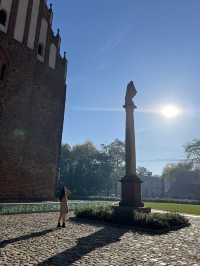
top-left (119, 81), bottom-right (150, 212)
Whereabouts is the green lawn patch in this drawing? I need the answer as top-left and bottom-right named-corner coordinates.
top-left (74, 205), bottom-right (190, 233)
top-left (144, 202), bottom-right (200, 215)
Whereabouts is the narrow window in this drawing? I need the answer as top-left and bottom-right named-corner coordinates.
top-left (49, 44), bottom-right (57, 69)
top-left (38, 43), bottom-right (44, 56)
top-left (0, 64), bottom-right (6, 81)
top-left (0, 9), bottom-right (7, 26)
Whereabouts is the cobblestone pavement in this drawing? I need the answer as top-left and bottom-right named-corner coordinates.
top-left (0, 213), bottom-right (200, 266)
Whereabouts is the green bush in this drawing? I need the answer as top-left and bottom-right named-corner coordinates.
top-left (0, 201), bottom-right (114, 215)
top-left (74, 205), bottom-right (190, 232)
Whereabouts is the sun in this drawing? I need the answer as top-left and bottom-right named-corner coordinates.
top-left (160, 105), bottom-right (182, 119)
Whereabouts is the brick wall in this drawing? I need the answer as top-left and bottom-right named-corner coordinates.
top-left (0, 31), bottom-right (67, 202)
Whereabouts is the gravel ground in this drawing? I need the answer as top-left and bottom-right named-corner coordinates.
top-left (0, 212), bottom-right (200, 266)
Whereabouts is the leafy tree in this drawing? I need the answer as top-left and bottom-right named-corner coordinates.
top-left (185, 139), bottom-right (200, 164)
top-left (137, 166), bottom-right (152, 177)
top-left (59, 138), bottom-right (200, 200)
top-left (60, 141), bottom-right (113, 197)
top-left (60, 144), bottom-right (71, 175)
top-left (162, 162), bottom-right (193, 180)
top-left (101, 139), bottom-right (125, 195)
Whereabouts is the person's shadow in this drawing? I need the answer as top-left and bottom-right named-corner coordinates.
top-left (0, 228), bottom-right (56, 249)
top-left (1, 219), bottom-right (168, 265)
top-left (37, 221), bottom-right (128, 266)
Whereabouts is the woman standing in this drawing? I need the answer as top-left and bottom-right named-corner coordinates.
top-left (57, 186), bottom-right (69, 228)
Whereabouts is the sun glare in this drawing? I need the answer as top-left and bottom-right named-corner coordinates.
top-left (161, 105), bottom-right (182, 119)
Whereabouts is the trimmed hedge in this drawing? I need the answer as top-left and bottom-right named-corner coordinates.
top-left (0, 203), bottom-right (60, 215)
top-left (0, 201), bottom-right (113, 215)
top-left (75, 205), bottom-right (190, 232)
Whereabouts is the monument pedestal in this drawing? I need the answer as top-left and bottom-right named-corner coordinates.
top-left (119, 175), bottom-right (151, 213)
top-left (120, 175), bottom-right (143, 208)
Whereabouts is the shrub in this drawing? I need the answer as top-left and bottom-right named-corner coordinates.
top-left (74, 205), bottom-right (190, 232)
top-left (75, 205), bottom-right (113, 222)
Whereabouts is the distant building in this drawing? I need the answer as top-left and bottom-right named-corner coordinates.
top-left (0, 0), bottom-right (67, 202)
top-left (163, 171), bottom-right (200, 200)
top-left (140, 175), bottom-right (163, 198)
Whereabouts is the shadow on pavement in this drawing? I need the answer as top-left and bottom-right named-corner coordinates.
top-left (37, 218), bottom-right (166, 266)
top-left (37, 225), bottom-right (128, 266)
top-left (70, 217), bottom-right (173, 235)
top-left (0, 228), bottom-right (56, 249)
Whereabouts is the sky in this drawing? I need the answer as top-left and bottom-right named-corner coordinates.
top-left (48, 0), bottom-right (200, 175)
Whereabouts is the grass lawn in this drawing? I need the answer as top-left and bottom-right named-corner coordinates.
top-left (144, 202), bottom-right (200, 215)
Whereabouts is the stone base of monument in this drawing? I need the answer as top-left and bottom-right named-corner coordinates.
top-left (119, 175), bottom-right (151, 213)
top-left (114, 206), bottom-right (151, 214)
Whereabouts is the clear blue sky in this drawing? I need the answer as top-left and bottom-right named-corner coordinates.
top-left (49, 0), bottom-right (200, 175)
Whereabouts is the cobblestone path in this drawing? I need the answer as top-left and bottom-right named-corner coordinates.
top-left (0, 213), bottom-right (200, 266)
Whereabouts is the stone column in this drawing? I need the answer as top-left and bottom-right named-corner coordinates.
top-left (120, 81), bottom-right (144, 208)
top-left (125, 100), bottom-right (137, 176)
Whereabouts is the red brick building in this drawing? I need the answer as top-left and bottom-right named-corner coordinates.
top-left (0, 0), bottom-right (67, 202)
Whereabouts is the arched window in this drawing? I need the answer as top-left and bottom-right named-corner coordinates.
top-left (38, 43), bottom-right (44, 56)
top-left (0, 9), bottom-right (7, 26)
